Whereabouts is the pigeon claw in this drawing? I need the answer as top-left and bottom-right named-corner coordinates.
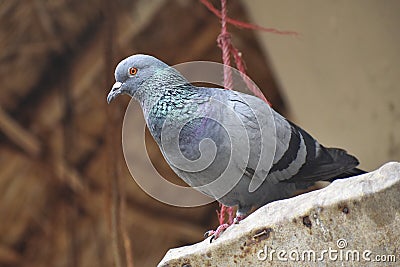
top-left (204, 223), bottom-right (230, 243)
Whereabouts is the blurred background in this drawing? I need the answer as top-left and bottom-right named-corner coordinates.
top-left (0, 0), bottom-right (398, 266)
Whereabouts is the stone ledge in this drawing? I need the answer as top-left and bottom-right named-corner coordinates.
top-left (158, 162), bottom-right (400, 267)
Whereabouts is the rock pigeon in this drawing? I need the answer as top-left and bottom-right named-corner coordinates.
top-left (107, 54), bottom-right (365, 240)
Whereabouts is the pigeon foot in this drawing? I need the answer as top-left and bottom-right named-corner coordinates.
top-left (204, 223), bottom-right (230, 243)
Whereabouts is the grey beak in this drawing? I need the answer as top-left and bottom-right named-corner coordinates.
top-left (107, 82), bottom-right (123, 103)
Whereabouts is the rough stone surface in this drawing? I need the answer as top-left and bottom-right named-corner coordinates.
top-left (158, 162), bottom-right (400, 267)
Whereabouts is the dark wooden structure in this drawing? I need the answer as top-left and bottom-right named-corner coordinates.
top-left (0, 0), bottom-right (286, 266)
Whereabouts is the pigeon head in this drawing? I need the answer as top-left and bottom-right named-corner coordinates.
top-left (107, 54), bottom-right (170, 103)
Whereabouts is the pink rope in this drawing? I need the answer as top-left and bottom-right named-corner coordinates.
top-left (217, 0), bottom-right (238, 226)
top-left (215, 0), bottom-right (272, 107)
top-left (204, 0), bottom-right (293, 225)
top-left (200, 0), bottom-right (298, 36)
top-left (218, 0), bottom-right (233, 91)
top-left (231, 47), bottom-right (271, 105)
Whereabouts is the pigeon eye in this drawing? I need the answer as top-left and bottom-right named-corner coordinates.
top-left (129, 67), bottom-right (138, 76)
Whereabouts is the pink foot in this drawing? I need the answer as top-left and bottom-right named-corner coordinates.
top-left (204, 223), bottom-right (230, 243)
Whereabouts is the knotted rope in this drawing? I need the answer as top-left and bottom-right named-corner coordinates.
top-left (201, 0), bottom-right (296, 225)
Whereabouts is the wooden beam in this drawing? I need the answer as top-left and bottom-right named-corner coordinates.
top-left (71, 0), bottom-right (165, 101)
top-left (0, 106), bottom-right (41, 157)
top-left (53, 159), bottom-right (85, 193)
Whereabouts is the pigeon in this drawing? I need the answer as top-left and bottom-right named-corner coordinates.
top-left (107, 54), bottom-right (365, 240)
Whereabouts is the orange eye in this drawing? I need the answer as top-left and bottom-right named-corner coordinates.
top-left (129, 67), bottom-right (138, 76)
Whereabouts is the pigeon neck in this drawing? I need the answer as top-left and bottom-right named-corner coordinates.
top-left (134, 67), bottom-right (192, 110)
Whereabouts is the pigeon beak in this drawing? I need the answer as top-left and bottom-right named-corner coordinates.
top-left (107, 82), bottom-right (123, 103)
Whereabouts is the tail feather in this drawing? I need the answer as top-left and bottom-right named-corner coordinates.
top-left (326, 147), bottom-right (359, 167)
top-left (327, 167), bottom-right (367, 182)
top-left (326, 147), bottom-right (366, 180)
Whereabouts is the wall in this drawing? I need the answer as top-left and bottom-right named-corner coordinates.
top-left (245, 0), bottom-right (400, 170)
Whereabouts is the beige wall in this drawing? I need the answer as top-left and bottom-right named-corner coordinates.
top-left (245, 0), bottom-right (400, 170)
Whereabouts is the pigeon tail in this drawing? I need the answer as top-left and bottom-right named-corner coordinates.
top-left (325, 148), bottom-right (367, 181)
